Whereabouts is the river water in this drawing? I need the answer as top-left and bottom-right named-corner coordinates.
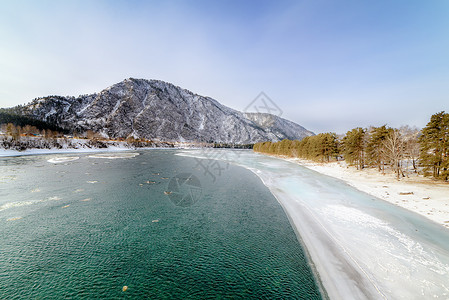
top-left (0, 150), bottom-right (323, 299)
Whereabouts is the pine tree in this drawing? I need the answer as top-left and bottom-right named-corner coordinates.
top-left (342, 127), bottom-right (366, 169)
top-left (253, 133), bottom-right (338, 162)
top-left (278, 139), bottom-right (293, 156)
top-left (366, 125), bottom-right (391, 172)
top-left (321, 132), bottom-right (339, 162)
top-left (419, 111), bottom-right (449, 180)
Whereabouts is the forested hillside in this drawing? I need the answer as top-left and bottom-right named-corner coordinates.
top-left (0, 108), bottom-right (67, 133)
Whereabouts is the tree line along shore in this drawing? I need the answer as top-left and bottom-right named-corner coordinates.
top-left (0, 122), bottom-right (177, 150)
top-left (0, 123), bottom-right (253, 151)
top-left (254, 111), bottom-right (449, 181)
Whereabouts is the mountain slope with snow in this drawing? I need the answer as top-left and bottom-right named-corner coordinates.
top-left (19, 78), bottom-right (314, 143)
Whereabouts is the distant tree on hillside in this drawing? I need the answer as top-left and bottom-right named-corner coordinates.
top-left (87, 130), bottom-right (99, 140)
top-left (0, 109), bottom-right (68, 133)
top-left (5, 123), bottom-right (21, 141)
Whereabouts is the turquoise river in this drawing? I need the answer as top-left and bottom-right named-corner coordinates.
top-left (0, 150), bottom-right (324, 299)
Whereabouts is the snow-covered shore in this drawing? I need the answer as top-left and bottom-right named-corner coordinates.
top-left (0, 146), bottom-right (134, 157)
top-left (287, 158), bottom-right (449, 229)
top-left (242, 154), bottom-right (449, 299)
top-left (0, 143), bottom-right (179, 157)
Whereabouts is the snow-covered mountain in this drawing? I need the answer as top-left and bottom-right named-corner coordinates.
top-left (20, 78), bottom-right (314, 144)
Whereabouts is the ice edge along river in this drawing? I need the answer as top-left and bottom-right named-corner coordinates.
top-left (177, 149), bottom-right (449, 300)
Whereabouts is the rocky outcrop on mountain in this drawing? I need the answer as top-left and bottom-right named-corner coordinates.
top-left (19, 78), bottom-right (314, 144)
top-left (243, 112), bottom-right (313, 142)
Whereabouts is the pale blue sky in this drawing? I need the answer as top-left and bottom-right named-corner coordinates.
top-left (1, 0), bottom-right (448, 133)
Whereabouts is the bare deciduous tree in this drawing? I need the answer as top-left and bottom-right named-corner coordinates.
top-left (400, 125), bottom-right (420, 173)
top-left (382, 129), bottom-right (405, 179)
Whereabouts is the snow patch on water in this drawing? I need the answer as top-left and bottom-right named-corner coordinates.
top-left (47, 156), bottom-right (80, 163)
top-left (88, 153), bottom-right (139, 159)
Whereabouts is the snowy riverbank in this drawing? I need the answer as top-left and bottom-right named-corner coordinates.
top-left (0, 146), bottom-right (135, 157)
top-left (0, 142), bottom-right (180, 157)
top-left (286, 158), bottom-right (449, 229)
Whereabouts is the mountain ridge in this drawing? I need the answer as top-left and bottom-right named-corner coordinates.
top-left (15, 78), bottom-right (314, 144)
